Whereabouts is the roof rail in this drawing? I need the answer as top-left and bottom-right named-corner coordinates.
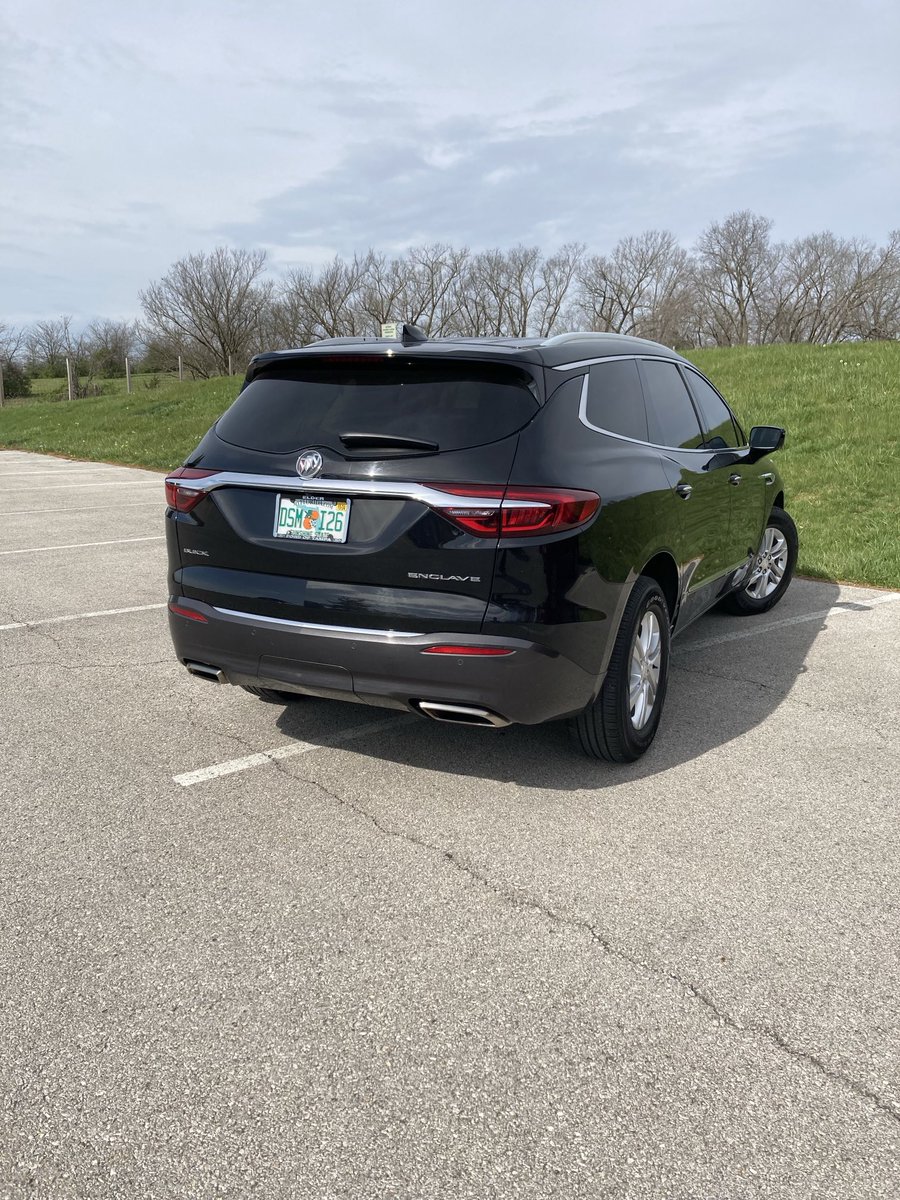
top-left (540, 331), bottom-right (619, 346)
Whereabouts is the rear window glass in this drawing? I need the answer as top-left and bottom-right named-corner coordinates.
top-left (586, 360), bottom-right (649, 441)
top-left (215, 358), bottom-right (540, 455)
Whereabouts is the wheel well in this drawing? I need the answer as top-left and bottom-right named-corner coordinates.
top-left (640, 553), bottom-right (679, 622)
top-left (773, 490), bottom-right (784, 511)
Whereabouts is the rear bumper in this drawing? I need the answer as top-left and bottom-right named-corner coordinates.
top-left (168, 598), bottom-right (599, 725)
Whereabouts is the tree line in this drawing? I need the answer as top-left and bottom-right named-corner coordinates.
top-left (2, 210), bottom-right (899, 394)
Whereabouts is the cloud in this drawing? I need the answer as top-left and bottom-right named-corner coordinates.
top-left (0, 0), bottom-right (898, 322)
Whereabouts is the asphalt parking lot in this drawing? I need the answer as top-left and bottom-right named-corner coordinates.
top-left (1, 448), bottom-right (899, 1199)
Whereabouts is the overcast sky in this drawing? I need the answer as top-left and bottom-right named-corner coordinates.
top-left (2, 0), bottom-right (898, 325)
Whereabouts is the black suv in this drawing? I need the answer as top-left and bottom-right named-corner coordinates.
top-left (165, 328), bottom-right (796, 762)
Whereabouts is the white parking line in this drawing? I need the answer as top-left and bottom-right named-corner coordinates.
top-left (0, 481), bottom-right (160, 492)
top-left (0, 603), bottom-right (166, 633)
top-left (0, 468), bottom-right (142, 477)
top-left (682, 591), bottom-right (900, 651)
top-left (173, 715), bottom-right (415, 787)
top-left (0, 535), bottom-right (165, 556)
top-left (3, 501), bottom-right (163, 515)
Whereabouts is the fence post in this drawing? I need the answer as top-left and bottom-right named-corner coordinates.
top-left (178, 355), bottom-right (184, 382)
top-left (228, 353), bottom-right (233, 377)
top-left (66, 357), bottom-right (76, 402)
top-left (125, 356), bottom-right (132, 394)
top-left (0, 361), bottom-right (5, 408)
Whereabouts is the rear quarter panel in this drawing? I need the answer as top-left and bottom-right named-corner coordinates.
top-left (486, 373), bottom-right (684, 679)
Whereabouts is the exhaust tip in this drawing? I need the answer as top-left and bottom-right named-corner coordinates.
top-left (416, 701), bottom-right (510, 728)
top-left (185, 661), bottom-right (226, 684)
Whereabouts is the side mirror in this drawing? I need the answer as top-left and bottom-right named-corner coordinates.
top-left (748, 425), bottom-right (785, 462)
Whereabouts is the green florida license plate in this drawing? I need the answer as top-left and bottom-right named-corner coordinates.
top-left (273, 495), bottom-right (350, 542)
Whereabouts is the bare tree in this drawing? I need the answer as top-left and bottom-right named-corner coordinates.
top-left (25, 316), bottom-right (80, 375)
top-left (693, 211), bottom-right (775, 345)
top-left (84, 319), bottom-right (140, 377)
top-left (18, 315), bottom-right (106, 395)
top-left (399, 243), bottom-right (469, 334)
top-left (274, 255), bottom-right (369, 346)
top-left (357, 250), bottom-right (412, 331)
top-left (448, 245), bottom-right (582, 338)
top-left (0, 321), bottom-right (26, 365)
top-left (12, 218), bottom-right (900, 365)
top-left (529, 243), bottom-right (584, 336)
top-left (849, 231), bottom-right (900, 341)
top-left (501, 245), bottom-right (547, 337)
top-left (450, 252), bottom-right (501, 337)
top-left (761, 231), bottom-right (900, 344)
top-left (0, 322), bottom-right (30, 398)
top-left (356, 244), bottom-right (470, 336)
top-left (572, 231), bottom-right (692, 345)
top-left (140, 247), bottom-right (272, 377)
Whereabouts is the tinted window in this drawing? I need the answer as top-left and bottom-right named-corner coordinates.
top-left (685, 371), bottom-right (742, 448)
top-left (640, 360), bottom-right (703, 449)
top-left (216, 359), bottom-right (539, 455)
top-left (586, 360), bottom-right (649, 441)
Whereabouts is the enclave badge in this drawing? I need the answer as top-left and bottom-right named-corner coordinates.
top-left (296, 449), bottom-right (324, 479)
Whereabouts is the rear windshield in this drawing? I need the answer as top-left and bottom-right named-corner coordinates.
top-left (215, 358), bottom-right (540, 455)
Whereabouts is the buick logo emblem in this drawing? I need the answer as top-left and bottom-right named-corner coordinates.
top-left (296, 450), bottom-right (324, 479)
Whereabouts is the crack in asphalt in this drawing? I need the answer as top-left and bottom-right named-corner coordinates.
top-left (672, 662), bottom-right (818, 708)
top-left (673, 663), bottom-right (898, 745)
top-left (183, 711), bottom-right (277, 756)
top-left (0, 606), bottom-right (172, 673)
top-left (276, 756), bottom-right (900, 1130)
top-left (4, 531), bottom-right (895, 1130)
top-left (0, 606), bottom-right (68, 657)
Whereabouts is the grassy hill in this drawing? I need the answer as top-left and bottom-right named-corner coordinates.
top-left (0, 343), bottom-right (897, 588)
top-left (0, 376), bottom-right (240, 471)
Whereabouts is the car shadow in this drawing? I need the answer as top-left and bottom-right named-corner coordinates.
top-left (274, 578), bottom-right (850, 791)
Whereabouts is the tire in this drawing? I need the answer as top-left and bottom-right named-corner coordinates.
top-left (720, 506), bottom-right (798, 616)
top-left (573, 576), bottom-right (671, 763)
top-left (240, 685), bottom-right (304, 703)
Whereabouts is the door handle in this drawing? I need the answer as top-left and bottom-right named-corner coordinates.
top-left (761, 471), bottom-right (775, 485)
top-left (675, 483), bottom-right (693, 500)
top-left (728, 473), bottom-right (742, 486)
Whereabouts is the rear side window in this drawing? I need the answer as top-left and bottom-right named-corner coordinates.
top-left (685, 370), bottom-right (743, 448)
top-left (640, 360), bottom-right (704, 450)
top-left (215, 358), bottom-right (539, 455)
top-left (586, 360), bottom-right (649, 441)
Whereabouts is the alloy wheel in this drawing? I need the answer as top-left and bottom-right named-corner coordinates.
top-left (629, 610), bottom-right (662, 730)
top-left (746, 526), bottom-right (789, 600)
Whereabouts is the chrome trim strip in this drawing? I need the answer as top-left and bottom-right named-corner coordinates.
top-left (166, 472), bottom-right (542, 509)
top-left (212, 606), bottom-right (421, 639)
top-left (576, 370), bottom-right (750, 455)
top-left (552, 352), bottom-right (670, 371)
top-left (170, 473), bottom-right (458, 502)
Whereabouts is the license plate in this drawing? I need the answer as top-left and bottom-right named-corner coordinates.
top-left (273, 494), bottom-right (350, 542)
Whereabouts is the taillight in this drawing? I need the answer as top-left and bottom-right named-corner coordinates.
top-left (421, 484), bottom-right (600, 538)
top-left (165, 467), bottom-right (217, 513)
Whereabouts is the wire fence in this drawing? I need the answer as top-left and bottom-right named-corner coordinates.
top-left (0, 354), bottom-right (246, 407)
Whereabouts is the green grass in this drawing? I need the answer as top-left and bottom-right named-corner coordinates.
top-left (685, 343), bottom-right (899, 588)
top-left (0, 344), bottom-right (898, 587)
top-left (24, 373), bottom-right (168, 400)
top-left (0, 375), bottom-right (241, 472)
